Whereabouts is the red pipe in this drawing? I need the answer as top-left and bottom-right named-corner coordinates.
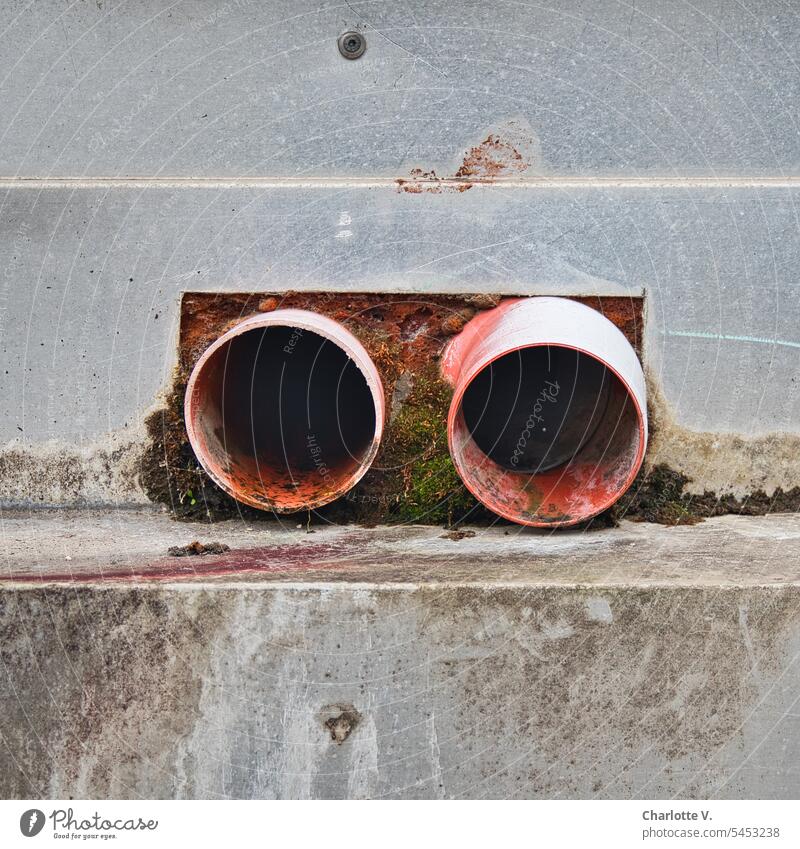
top-left (185, 309), bottom-right (385, 512)
top-left (442, 297), bottom-right (647, 526)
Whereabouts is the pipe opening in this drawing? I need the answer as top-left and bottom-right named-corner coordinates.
top-left (185, 311), bottom-right (383, 512)
top-left (461, 346), bottom-right (612, 473)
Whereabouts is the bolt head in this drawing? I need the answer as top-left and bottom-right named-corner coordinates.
top-left (338, 30), bottom-right (366, 60)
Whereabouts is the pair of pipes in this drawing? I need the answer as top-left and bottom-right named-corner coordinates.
top-left (184, 297), bottom-right (647, 526)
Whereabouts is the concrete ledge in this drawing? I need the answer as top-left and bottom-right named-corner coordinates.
top-left (3, 509), bottom-right (800, 586)
top-left (2, 512), bottom-right (800, 798)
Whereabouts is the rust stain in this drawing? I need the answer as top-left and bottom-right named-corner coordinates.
top-left (180, 292), bottom-right (477, 372)
top-left (454, 134), bottom-right (527, 180)
top-left (396, 168), bottom-right (437, 193)
top-left (397, 133), bottom-right (530, 193)
top-left (572, 295), bottom-right (644, 356)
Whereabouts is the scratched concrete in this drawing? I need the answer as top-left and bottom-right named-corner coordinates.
top-left (0, 0), bottom-right (798, 177)
top-left (1, 184), bottom-right (800, 504)
top-left (1, 1), bottom-right (799, 802)
top-left (3, 508), bottom-right (800, 586)
top-left (0, 2), bottom-right (799, 504)
top-left (1, 513), bottom-right (800, 799)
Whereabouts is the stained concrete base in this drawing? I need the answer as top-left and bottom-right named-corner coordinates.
top-left (1, 510), bottom-right (800, 799)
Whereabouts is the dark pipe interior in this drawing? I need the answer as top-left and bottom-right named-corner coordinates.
top-left (202, 326), bottom-right (376, 484)
top-left (460, 346), bottom-right (612, 473)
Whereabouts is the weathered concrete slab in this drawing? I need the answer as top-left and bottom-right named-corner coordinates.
top-left (1, 512), bottom-right (800, 799)
top-left (2, 509), bottom-right (800, 586)
top-left (0, 1), bottom-right (798, 177)
top-left (1, 183), bottom-right (800, 505)
top-left (2, 1), bottom-right (799, 508)
top-left (1, 0), bottom-right (798, 805)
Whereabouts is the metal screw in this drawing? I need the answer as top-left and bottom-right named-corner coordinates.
top-left (338, 30), bottom-right (366, 60)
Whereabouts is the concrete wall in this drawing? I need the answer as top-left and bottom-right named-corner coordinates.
top-left (2, 4), bottom-right (800, 801)
top-left (6, 582), bottom-right (800, 799)
top-left (2, 513), bottom-right (800, 799)
top-left (1, 0), bottom-right (799, 505)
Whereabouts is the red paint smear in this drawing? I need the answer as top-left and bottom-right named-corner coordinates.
top-left (0, 542), bottom-right (357, 584)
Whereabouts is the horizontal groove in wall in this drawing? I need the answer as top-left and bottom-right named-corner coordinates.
top-left (1, 177), bottom-right (800, 190)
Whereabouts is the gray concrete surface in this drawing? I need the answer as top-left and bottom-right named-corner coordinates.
top-left (1, 0), bottom-right (799, 803)
top-left (1, 1), bottom-right (799, 505)
top-left (3, 508), bottom-right (800, 586)
top-left (2, 512), bottom-right (800, 798)
top-left (0, 1), bottom-right (797, 177)
top-left (2, 183), bottom-right (800, 504)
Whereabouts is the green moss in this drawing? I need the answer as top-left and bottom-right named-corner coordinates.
top-left (363, 363), bottom-right (480, 525)
top-left (389, 451), bottom-right (472, 524)
top-left (606, 463), bottom-right (800, 526)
